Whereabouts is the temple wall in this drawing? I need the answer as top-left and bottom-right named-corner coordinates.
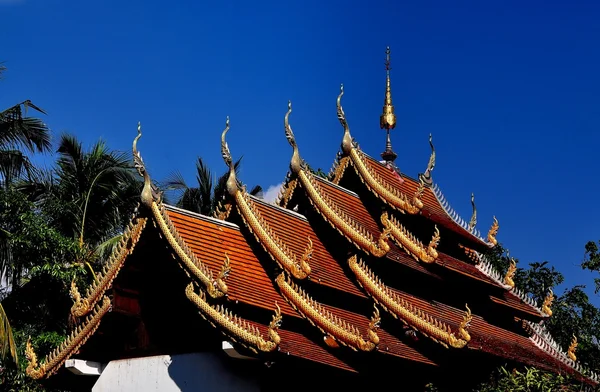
top-left (92, 352), bottom-right (260, 392)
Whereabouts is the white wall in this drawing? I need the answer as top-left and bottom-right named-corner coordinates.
top-left (92, 352), bottom-right (260, 392)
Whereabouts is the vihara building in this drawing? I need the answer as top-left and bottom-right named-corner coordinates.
top-left (25, 48), bottom-right (598, 391)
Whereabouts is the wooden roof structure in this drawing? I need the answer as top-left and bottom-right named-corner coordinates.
top-left (25, 50), bottom-right (598, 387)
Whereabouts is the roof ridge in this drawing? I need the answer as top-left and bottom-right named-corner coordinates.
top-left (165, 204), bottom-right (240, 229)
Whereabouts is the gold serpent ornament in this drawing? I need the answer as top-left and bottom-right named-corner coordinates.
top-left (284, 100), bottom-right (390, 257)
top-left (221, 116), bottom-right (312, 279)
top-left (26, 296), bottom-right (111, 379)
top-left (133, 124), bottom-right (230, 298)
top-left (276, 273), bottom-right (380, 352)
top-left (348, 255), bottom-right (471, 349)
top-left (70, 215), bottom-right (147, 317)
top-left (336, 84), bottom-right (423, 214)
top-left (487, 216), bottom-right (499, 246)
top-left (185, 283), bottom-right (282, 353)
top-left (381, 212), bottom-right (440, 263)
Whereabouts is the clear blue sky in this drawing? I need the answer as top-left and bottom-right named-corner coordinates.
top-left (1, 0), bottom-right (599, 304)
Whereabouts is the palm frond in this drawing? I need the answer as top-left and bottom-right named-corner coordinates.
top-left (0, 302), bottom-right (17, 365)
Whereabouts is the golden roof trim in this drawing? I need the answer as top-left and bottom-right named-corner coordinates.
top-left (275, 273), bottom-right (380, 352)
top-left (468, 193), bottom-right (477, 231)
top-left (487, 216), bottom-right (499, 246)
top-left (329, 155), bottom-right (350, 185)
top-left (418, 134), bottom-right (436, 185)
top-left (567, 335), bottom-right (578, 362)
top-left (185, 283), bottom-right (281, 354)
top-left (275, 176), bottom-right (298, 209)
top-left (70, 215), bottom-right (147, 318)
top-left (458, 244), bottom-right (480, 264)
top-left (221, 117), bottom-right (311, 279)
top-left (284, 101), bottom-right (390, 257)
top-left (133, 126), bottom-right (229, 298)
top-left (382, 212), bottom-right (440, 263)
top-left (336, 85), bottom-right (423, 214)
top-left (541, 289), bottom-right (554, 316)
top-left (348, 255), bottom-right (471, 349)
top-left (26, 296), bottom-right (111, 379)
top-left (504, 258), bottom-right (517, 289)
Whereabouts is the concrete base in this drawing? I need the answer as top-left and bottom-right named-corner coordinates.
top-left (92, 352), bottom-right (259, 392)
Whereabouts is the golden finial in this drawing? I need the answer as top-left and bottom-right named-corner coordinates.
top-left (568, 334), bottom-right (578, 362)
top-left (380, 47), bottom-right (397, 164)
top-left (380, 47), bottom-right (396, 130)
top-left (468, 193), bottom-right (477, 231)
top-left (542, 289), bottom-right (554, 316)
top-left (419, 133), bottom-right (436, 184)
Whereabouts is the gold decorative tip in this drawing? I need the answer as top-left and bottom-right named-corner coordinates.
top-left (380, 47), bottom-right (396, 130)
top-left (541, 289), bottom-right (554, 316)
top-left (221, 116), bottom-right (238, 197)
top-left (284, 100), bottom-right (304, 174)
top-left (504, 258), bottom-right (517, 289)
top-left (468, 193), bottom-right (477, 231)
top-left (487, 216), bottom-right (499, 246)
top-left (568, 334), bottom-right (578, 362)
top-left (337, 83), bottom-right (353, 154)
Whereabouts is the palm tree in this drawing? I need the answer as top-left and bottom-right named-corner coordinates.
top-left (26, 134), bottom-right (141, 249)
top-left (0, 66), bottom-right (51, 188)
top-left (163, 156), bottom-right (262, 216)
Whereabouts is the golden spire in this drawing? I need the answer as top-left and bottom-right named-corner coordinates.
top-left (380, 46), bottom-right (398, 164)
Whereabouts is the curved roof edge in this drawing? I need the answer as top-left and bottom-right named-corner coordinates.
top-left (524, 321), bottom-right (599, 384)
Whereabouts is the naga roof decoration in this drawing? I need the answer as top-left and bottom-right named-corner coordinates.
top-left (70, 214), bottom-right (147, 317)
top-left (348, 255), bottom-right (471, 349)
top-left (26, 296), bottom-right (111, 379)
top-left (504, 258), bottom-right (517, 289)
top-left (185, 283), bottom-right (282, 354)
top-left (133, 124), bottom-right (230, 298)
top-left (430, 183), bottom-right (486, 241)
top-left (275, 273), bottom-right (380, 352)
top-left (336, 85), bottom-right (424, 215)
top-left (568, 335), bottom-right (578, 362)
top-left (487, 216), bottom-right (499, 246)
top-left (468, 193), bottom-right (477, 231)
top-left (523, 321), bottom-right (599, 383)
top-left (284, 101), bottom-right (391, 257)
top-left (221, 117), bottom-right (312, 279)
top-left (469, 249), bottom-right (547, 315)
top-left (381, 212), bottom-right (440, 263)
top-left (418, 134), bottom-right (435, 186)
top-left (541, 289), bottom-right (554, 316)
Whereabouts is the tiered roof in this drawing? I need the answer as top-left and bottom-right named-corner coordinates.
top-left (25, 50), bottom-right (598, 386)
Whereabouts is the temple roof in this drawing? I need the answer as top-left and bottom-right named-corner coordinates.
top-left (23, 55), bottom-right (600, 386)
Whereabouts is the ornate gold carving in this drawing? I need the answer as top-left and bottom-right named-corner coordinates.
top-left (335, 85), bottom-right (423, 214)
top-left (504, 258), bottom-right (517, 289)
top-left (70, 216), bottom-right (147, 317)
top-left (276, 177), bottom-right (298, 208)
top-left (468, 193), bottom-right (477, 231)
top-left (214, 201), bottom-right (233, 220)
top-left (542, 289), bottom-right (554, 317)
top-left (156, 203), bottom-right (229, 297)
top-left (329, 156), bottom-right (350, 185)
top-left (380, 47), bottom-right (396, 130)
top-left (348, 255), bottom-right (471, 349)
top-left (382, 212), bottom-right (439, 263)
top-left (185, 283), bottom-right (281, 354)
top-left (26, 296), bottom-right (111, 379)
top-left (568, 335), bottom-right (577, 362)
top-left (419, 134), bottom-right (436, 185)
top-left (133, 122), bottom-right (161, 207)
top-left (284, 100), bottom-right (390, 257)
top-left (458, 244), bottom-right (480, 264)
top-left (276, 273), bottom-right (380, 352)
top-left (222, 117), bottom-right (311, 279)
top-left (487, 216), bottom-right (499, 246)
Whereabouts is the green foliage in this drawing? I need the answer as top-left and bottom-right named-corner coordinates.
top-left (582, 240), bottom-right (600, 294)
top-left (163, 156), bottom-right (262, 215)
top-left (472, 366), bottom-right (592, 392)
